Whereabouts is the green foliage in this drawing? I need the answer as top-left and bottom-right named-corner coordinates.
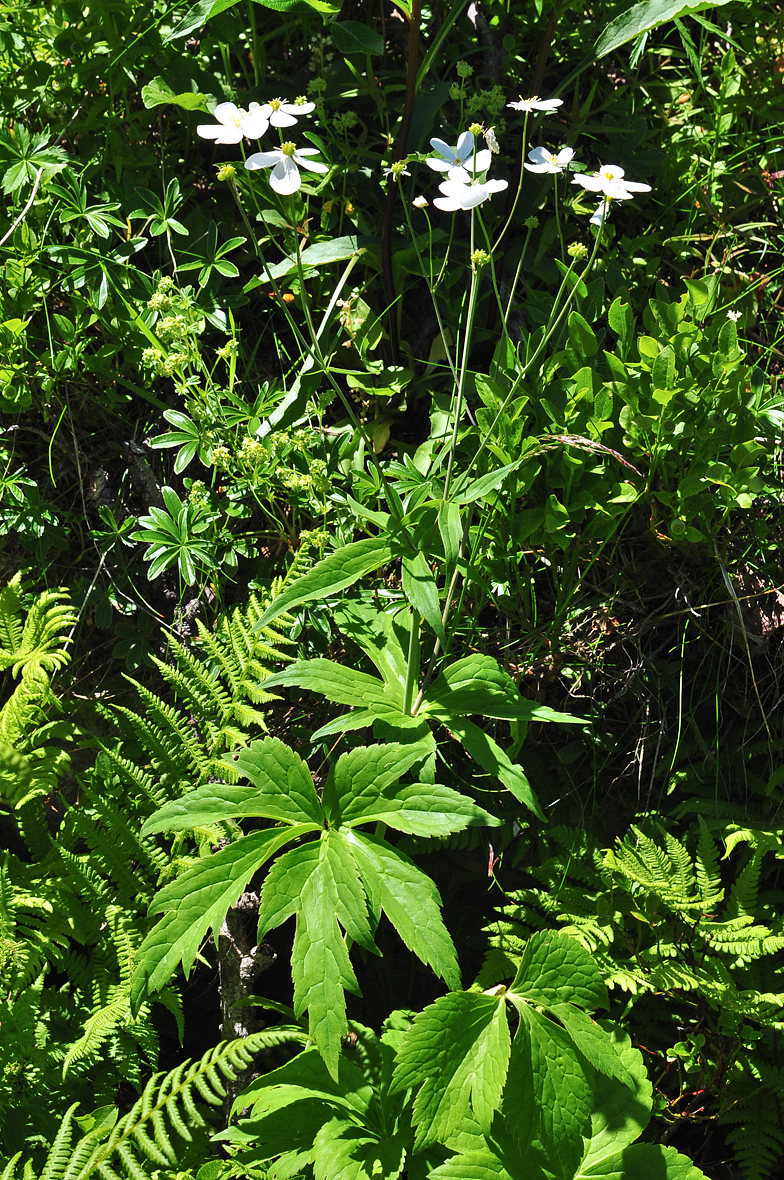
top-left (133, 735), bottom-right (500, 1074)
top-left (227, 937), bottom-right (707, 1180)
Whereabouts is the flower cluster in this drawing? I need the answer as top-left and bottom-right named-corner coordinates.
top-left (197, 96), bottom-right (328, 195)
top-left (425, 130), bottom-right (508, 212)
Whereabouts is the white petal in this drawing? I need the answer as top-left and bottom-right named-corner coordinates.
top-left (426, 158), bottom-right (452, 173)
top-left (533, 98), bottom-right (563, 110)
top-left (213, 102), bottom-right (243, 124)
top-left (620, 180), bottom-right (651, 193)
top-left (197, 124), bottom-right (242, 142)
top-left (604, 180), bottom-right (635, 199)
top-left (590, 201), bottom-right (609, 226)
top-left (270, 110), bottom-right (298, 127)
top-left (455, 130), bottom-right (475, 162)
top-left (464, 148), bottom-right (492, 173)
top-left (524, 162), bottom-right (551, 173)
top-left (446, 164), bottom-right (473, 183)
top-left (270, 157), bottom-right (301, 194)
top-left (242, 105), bottom-right (269, 138)
top-left (527, 146), bottom-right (551, 165)
top-left (286, 101), bottom-right (315, 115)
top-left (599, 164), bottom-right (625, 180)
top-left (430, 137), bottom-right (458, 164)
top-left (484, 178), bottom-right (508, 194)
top-left (458, 185), bottom-right (490, 208)
top-left (295, 152), bottom-right (328, 174)
top-left (433, 196), bottom-right (462, 211)
top-left (573, 174), bottom-right (605, 192)
top-left (245, 151), bottom-right (281, 170)
top-left (556, 147), bottom-right (575, 165)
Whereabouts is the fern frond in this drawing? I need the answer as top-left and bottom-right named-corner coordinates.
top-left (24, 1029), bottom-right (309, 1180)
top-left (0, 576), bottom-right (77, 678)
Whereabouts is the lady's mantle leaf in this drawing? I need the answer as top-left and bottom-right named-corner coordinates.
top-left (391, 992), bottom-right (509, 1148)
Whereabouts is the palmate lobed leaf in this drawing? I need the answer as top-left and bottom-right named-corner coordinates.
top-left (322, 742), bottom-right (433, 826)
top-left (130, 826), bottom-right (307, 1014)
top-left (509, 931), bottom-right (609, 1012)
top-left (257, 834), bottom-right (380, 1077)
top-left (392, 992), bottom-right (509, 1149)
top-left (504, 1007), bottom-right (593, 1178)
top-left (348, 831), bottom-right (461, 990)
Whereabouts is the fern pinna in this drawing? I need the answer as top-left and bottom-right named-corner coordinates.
top-left (480, 817), bottom-right (784, 1178)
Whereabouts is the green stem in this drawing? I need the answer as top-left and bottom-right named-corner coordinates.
top-left (442, 215), bottom-right (481, 503)
top-left (402, 610), bottom-right (421, 715)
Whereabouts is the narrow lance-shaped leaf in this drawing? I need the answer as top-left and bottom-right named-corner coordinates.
top-left (401, 550), bottom-right (445, 643)
top-left (256, 536), bottom-right (393, 630)
top-left (263, 659), bottom-right (401, 712)
top-left (442, 715), bottom-right (544, 820)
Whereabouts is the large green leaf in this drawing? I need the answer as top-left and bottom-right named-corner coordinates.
top-left (140, 76), bottom-right (209, 111)
top-left (392, 992), bottom-right (509, 1148)
top-left (237, 1045), bottom-right (374, 1119)
top-left (593, 0), bottom-right (733, 59)
top-left (578, 1025), bottom-right (652, 1174)
top-left (141, 738), bottom-right (323, 833)
top-left (263, 659), bottom-right (401, 711)
top-left (422, 653), bottom-right (583, 723)
top-left (130, 827), bottom-right (304, 1013)
top-left (258, 836), bottom-right (378, 1077)
top-left (322, 742), bottom-right (432, 827)
top-left (349, 831), bottom-right (460, 989)
top-left (579, 1143), bottom-right (709, 1180)
top-left (312, 1119), bottom-right (408, 1180)
top-left (504, 1008), bottom-right (592, 1178)
top-left (441, 716), bottom-right (544, 819)
top-left (508, 931), bottom-right (609, 1012)
top-left (257, 536), bottom-right (393, 629)
top-left (263, 236), bottom-right (362, 281)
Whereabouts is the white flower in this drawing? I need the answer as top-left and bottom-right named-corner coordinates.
top-left (412, 195), bottom-right (429, 208)
top-left (384, 160), bottom-right (411, 182)
top-left (590, 198), bottom-right (610, 226)
top-left (197, 101), bottom-right (269, 144)
top-left (433, 176), bottom-right (508, 212)
top-left (257, 97), bottom-right (315, 128)
top-left (572, 163), bottom-right (651, 200)
top-left (427, 131), bottom-right (491, 182)
top-left (524, 145), bottom-right (575, 175)
top-left (245, 142), bottom-right (328, 195)
top-left (726, 309), bottom-right (741, 321)
top-left (507, 95), bottom-right (563, 113)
